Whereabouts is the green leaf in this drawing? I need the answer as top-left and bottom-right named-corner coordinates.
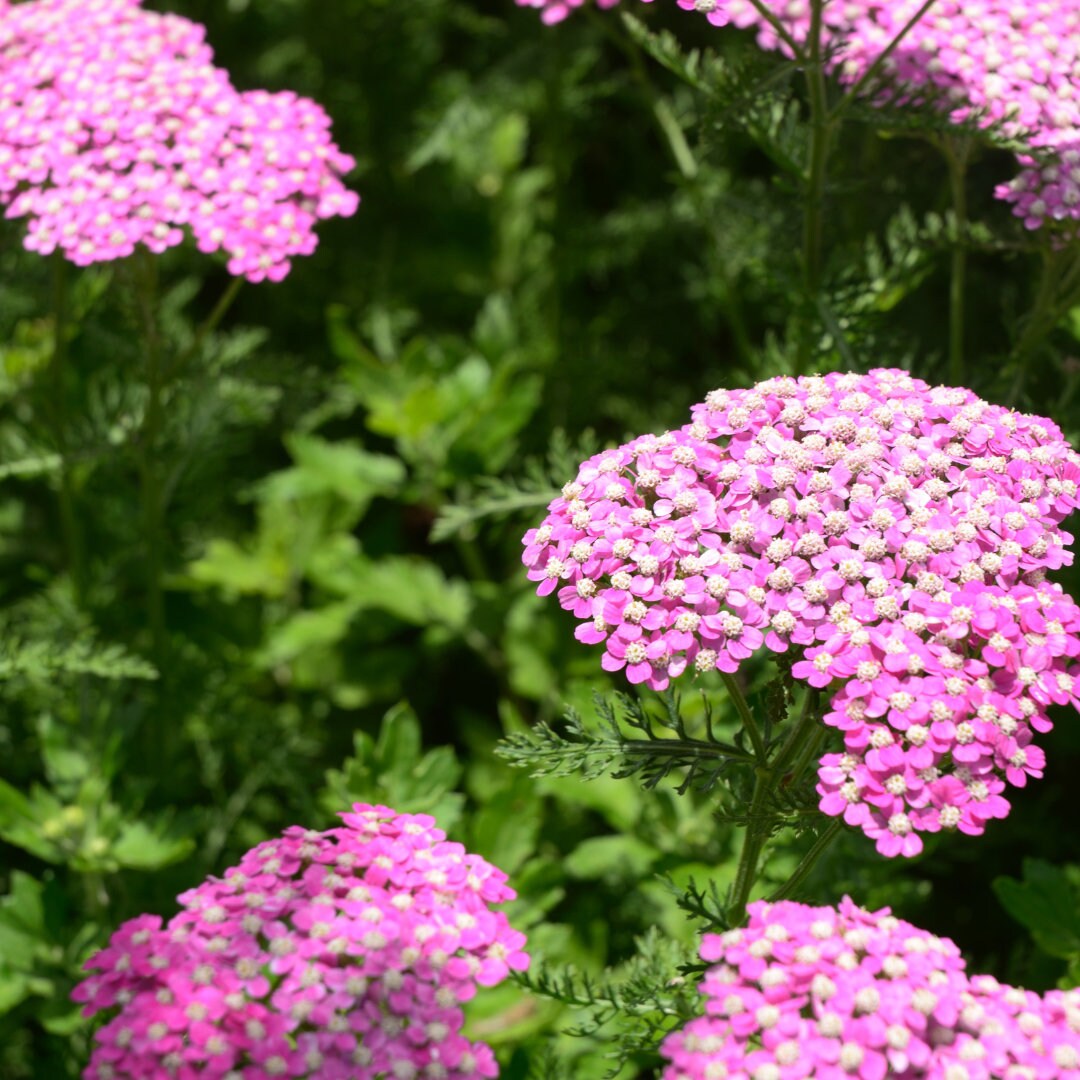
top-left (0, 639), bottom-right (157, 682)
top-left (0, 452), bottom-right (62, 480)
top-left (257, 600), bottom-right (360, 669)
top-left (256, 434), bottom-right (406, 508)
top-left (187, 536), bottom-right (292, 598)
top-left (993, 859), bottom-right (1080, 960)
top-left (0, 872), bottom-right (46, 973)
top-left (310, 553), bottom-right (473, 632)
top-left (469, 784), bottom-right (543, 877)
top-left (0, 780), bottom-right (64, 862)
top-left (564, 835), bottom-right (658, 882)
top-left (321, 703), bottom-right (466, 830)
top-left (111, 819), bottom-right (196, 871)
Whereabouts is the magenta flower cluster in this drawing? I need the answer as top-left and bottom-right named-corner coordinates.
top-left (0, 0), bottom-right (358, 281)
top-left (523, 369), bottom-right (1080, 856)
top-left (72, 804), bottom-right (529, 1080)
top-left (514, 0), bottom-right (1080, 232)
top-left (661, 897), bottom-right (1080, 1080)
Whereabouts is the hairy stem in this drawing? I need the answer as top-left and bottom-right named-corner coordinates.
top-left (830, 0), bottom-right (939, 123)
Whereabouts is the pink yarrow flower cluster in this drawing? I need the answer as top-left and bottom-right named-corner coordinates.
top-left (662, 897), bottom-right (1080, 1080)
top-left (72, 804), bottom-right (529, 1080)
top-left (514, 0), bottom-right (1080, 232)
top-left (0, 0), bottom-right (358, 281)
top-left (523, 369), bottom-right (1080, 856)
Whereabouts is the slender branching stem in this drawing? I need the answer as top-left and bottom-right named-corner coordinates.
top-left (728, 769), bottom-right (775, 925)
top-left (802, 0), bottom-right (830, 304)
top-left (721, 671), bottom-right (769, 763)
top-left (49, 255), bottom-right (86, 606)
top-left (742, 0), bottom-right (806, 60)
top-left (830, 0), bottom-right (939, 123)
top-left (767, 818), bottom-right (843, 902)
top-left (1008, 247), bottom-right (1080, 405)
top-left (727, 685), bottom-right (824, 923)
top-left (942, 136), bottom-right (970, 385)
top-left (772, 685), bottom-right (820, 778)
top-left (132, 252), bottom-right (167, 663)
top-left (166, 275), bottom-right (243, 381)
top-left (604, 11), bottom-right (754, 363)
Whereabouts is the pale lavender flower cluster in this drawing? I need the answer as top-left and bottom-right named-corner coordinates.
top-left (0, 0), bottom-right (358, 281)
top-left (72, 804), bottom-right (529, 1080)
top-left (514, 0), bottom-right (1080, 232)
top-left (661, 897), bottom-right (1080, 1080)
top-left (523, 369), bottom-right (1080, 856)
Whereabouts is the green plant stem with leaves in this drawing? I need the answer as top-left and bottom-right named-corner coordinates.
top-left (942, 136), bottom-right (970, 385)
top-left (131, 253), bottom-right (168, 665)
top-left (801, 0), bottom-right (830, 303)
top-left (1008, 247), bottom-right (1080, 404)
top-left (608, 11), bottom-right (754, 364)
top-left (49, 255), bottom-right (86, 608)
top-left (723, 679), bottom-right (836, 924)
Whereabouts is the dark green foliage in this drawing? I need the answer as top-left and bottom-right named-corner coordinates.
top-left (4, 1), bottom-right (1080, 1077)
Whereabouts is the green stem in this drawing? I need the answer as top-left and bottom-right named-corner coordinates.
top-left (132, 253), bottom-right (167, 663)
top-left (49, 255), bottom-right (86, 606)
top-left (727, 686), bottom-right (823, 923)
top-left (772, 685), bottom-right (820, 777)
top-left (1007, 248), bottom-right (1080, 405)
top-left (720, 671), bottom-right (768, 763)
top-left (943, 137), bottom-right (970, 385)
top-left (742, 0), bottom-right (806, 60)
top-left (728, 769), bottom-right (774, 925)
top-left (602, 11), bottom-right (754, 364)
top-left (166, 275), bottom-right (243, 381)
top-left (766, 818), bottom-right (843, 902)
top-left (802, 0), bottom-right (830, 303)
top-left (830, 0), bottom-right (939, 123)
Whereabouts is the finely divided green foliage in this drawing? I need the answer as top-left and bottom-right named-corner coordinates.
top-left (2, 1), bottom-right (1080, 1077)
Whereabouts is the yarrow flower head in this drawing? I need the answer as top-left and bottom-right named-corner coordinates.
top-left (523, 369), bottom-right (1080, 855)
top-left (0, 0), bottom-right (358, 281)
top-left (515, 0), bottom-right (1080, 233)
top-left (662, 897), bottom-right (1080, 1080)
top-left (72, 804), bottom-right (529, 1080)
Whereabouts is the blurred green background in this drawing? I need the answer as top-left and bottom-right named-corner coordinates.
top-left (3, 1), bottom-right (1080, 1076)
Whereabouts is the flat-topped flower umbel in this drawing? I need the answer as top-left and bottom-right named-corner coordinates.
top-left (0, 0), bottom-right (358, 281)
top-left (524, 370), bottom-right (1080, 855)
top-left (73, 804), bottom-right (529, 1080)
top-left (662, 897), bottom-right (1080, 1080)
